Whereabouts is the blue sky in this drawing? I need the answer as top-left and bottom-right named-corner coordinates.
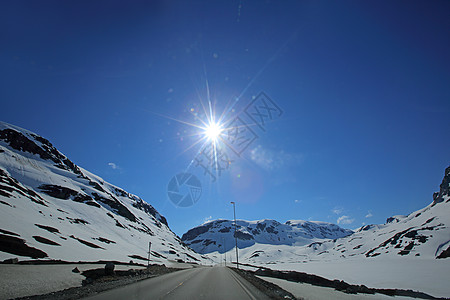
top-left (1, 0), bottom-right (449, 236)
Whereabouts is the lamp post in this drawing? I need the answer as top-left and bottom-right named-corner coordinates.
top-left (147, 241), bottom-right (151, 276)
top-left (222, 237), bottom-right (226, 266)
top-left (230, 201), bottom-right (239, 269)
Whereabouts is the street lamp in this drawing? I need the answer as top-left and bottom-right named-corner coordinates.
top-left (230, 201), bottom-right (239, 269)
top-left (147, 241), bottom-right (151, 276)
top-left (222, 237), bottom-right (226, 266)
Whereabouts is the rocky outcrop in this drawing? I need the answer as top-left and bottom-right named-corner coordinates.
top-left (182, 223), bottom-right (214, 241)
top-left (0, 168), bottom-right (47, 206)
top-left (433, 166), bottom-right (450, 205)
top-left (0, 128), bottom-right (82, 175)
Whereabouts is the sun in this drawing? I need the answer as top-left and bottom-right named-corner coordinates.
top-left (204, 121), bottom-right (223, 141)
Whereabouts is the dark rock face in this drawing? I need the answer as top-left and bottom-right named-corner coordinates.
top-left (70, 235), bottom-right (104, 249)
top-left (91, 192), bottom-right (136, 223)
top-left (38, 184), bottom-right (139, 223)
top-left (39, 184), bottom-right (91, 201)
top-left (0, 168), bottom-right (47, 206)
top-left (0, 234), bottom-right (48, 258)
top-left (111, 187), bottom-right (128, 198)
top-left (181, 223), bottom-right (213, 241)
top-left (34, 224), bottom-right (60, 233)
top-left (0, 129), bottom-right (53, 161)
top-left (436, 245), bottom-right (450, 259)
top-left (0, 129), bottom-right (82, 175)
top-left (359, 225), bottom-right (376, 231)
top-left (32, 236), bottom-right (61, 246)
top-left (386, 217), bottom-right (401, 224)
top-left (88, 181), bottom-right (105, 193)
top-left (433, 166), bottom-right (450, 205)
top-left (234, 231), bottom-right (254, 240)
top-left (93, 237), bottom-right (116, 244)
top-left (132, 199), bottom-right (168, 226)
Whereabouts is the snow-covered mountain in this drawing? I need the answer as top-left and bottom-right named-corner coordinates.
top-left (0, 121), bottom-right (207, 264)
top-left (305, 166), bottom-right (450, 261)
top-left (198, 167), bottom-right (450, 265)
top-left (181, 219), bottom-right (353, 254)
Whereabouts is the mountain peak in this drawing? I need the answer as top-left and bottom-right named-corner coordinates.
top-left (433, 166), bottom-right (450, 205)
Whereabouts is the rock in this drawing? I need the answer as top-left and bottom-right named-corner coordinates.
top-left (3, 258), bottom-right (19, 264)
top-left (105, 262), bottom-right (115, 275)
top-left (255, 268), bottom-right (271, 276)
top-left (72, 267), bottom-right (80, 273)
top-left (432, 166), bottom-right (450, 205)
top-left (82, 278), bottom-right (93, 286)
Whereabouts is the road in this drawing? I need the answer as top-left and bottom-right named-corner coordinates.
top-left (84, 266), bottom-right (270, 300)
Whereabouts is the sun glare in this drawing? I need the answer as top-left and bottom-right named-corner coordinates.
top-left (204, 122), bottom-right (222, 141)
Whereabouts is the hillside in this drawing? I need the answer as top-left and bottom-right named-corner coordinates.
top-left (182, 167), bottom-right (450, 266)
top-left (0, 122), bottom-right (207, 264)
top-left (182, 219), bottom-right (353, 254)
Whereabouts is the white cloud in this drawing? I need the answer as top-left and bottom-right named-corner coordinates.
top-left (337, 215), bottom-right (354, 225)
top-left (108, 162), bottom-right (120, 170)
top-left (332, 207), bottom-right (343, 215)
top-left (202, 216), bottom-right (212, 224)
top-left (250, 145), bottom-right (303, 171)
top-left (294, 199), bottom-right (302, 203)
top-left (365, 212), bottom-right (373, 218)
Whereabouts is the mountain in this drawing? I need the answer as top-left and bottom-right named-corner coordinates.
top-left (181, 219), bottom-right (353, 254)
top-left (182, 167), bottom-right (450, 266)
top-left (0, 121), bottom-right (207, 264)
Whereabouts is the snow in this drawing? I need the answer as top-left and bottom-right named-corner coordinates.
top-left (182, 218), bottom-right (353, 254)
top-left (253, 258), bottom-right (450, 298)
top-left (259, 277), bottom-right (418, 300)
top-left (206, 190), bottom-right (450, 298)
top-left (0, 261), bottom-right (196, 299)
top-left (0, 263), bottom-right (145, 299)
top-left (0, 121), bottom-right (210, 265)
top-left (1, 121), bottom-right (449, 299)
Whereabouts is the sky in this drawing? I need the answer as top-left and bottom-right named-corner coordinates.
top-left (1, 0), bottom-right (449, 236)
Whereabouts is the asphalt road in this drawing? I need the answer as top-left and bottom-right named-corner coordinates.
top-left (84, 266), bottom-right (270, 300)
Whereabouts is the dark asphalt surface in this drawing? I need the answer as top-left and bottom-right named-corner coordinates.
top-left (83, 266), bottom-right (270, 300)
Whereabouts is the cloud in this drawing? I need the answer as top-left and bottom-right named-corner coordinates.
top-left (294, 199), bottom-right (302, 203)
top-left (365, 212), bottom-right (373, 218)
top-left (337, 215), bottom-right (354, 225)
top-left (250, 145), bottom-right (303, 171)
top-left (108, 162), bottom-right (120, 170)
top-left (332, 207), bottom-right (344, 215)
top-left (202, 216), bottom-right (212, 224)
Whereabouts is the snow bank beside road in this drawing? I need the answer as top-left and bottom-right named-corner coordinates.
top-left (258, 258), bottom-right (450, 298)
top-left (0, 264), bottom-right (145, 299)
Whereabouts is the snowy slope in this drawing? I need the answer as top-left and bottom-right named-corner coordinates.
top-left (181, 219), bottom-right (353, 254)
top-left (195, 167), bottom-right (450, 297)
top-left (204, 167), bottom-right (450, 266)
top-left (0, 121), bottom-right (207, 264)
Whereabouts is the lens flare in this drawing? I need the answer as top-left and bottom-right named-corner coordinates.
top-left (204, 121), bottom-right (222, 141)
